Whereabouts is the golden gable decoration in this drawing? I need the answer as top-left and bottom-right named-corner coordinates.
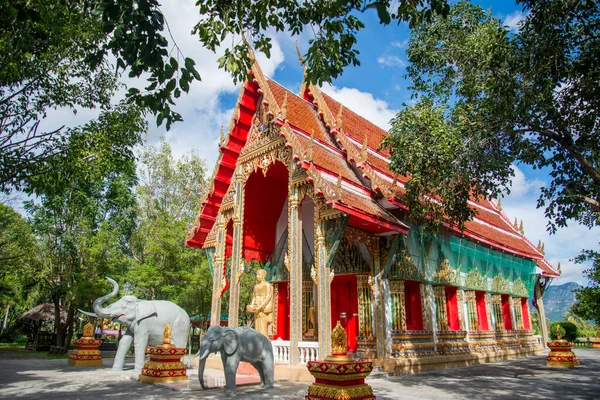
top-left (491, 275), bottom-right (510, 293)
top-left (512, 278), bottom-right (529, 297)
top-left (432, 258), bottom-right (460, 286)
top-left (389, 248), bottom-right (425, 281)
top-left (465, 269), bottom-right (487, 291)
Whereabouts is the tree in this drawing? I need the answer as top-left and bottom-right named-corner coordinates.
top-left (127, 139), bottom-right (209, 317)
top-left (0, 0), bottom-right (202, 191)
top-left (0, 203), bottom-right (37, 338)
top-left (192, 0), bottom-right (449, 85)
top-left (381, 0), bottom-right (600, 234)
top-left (3, 1), bottom-right (450, 193)
top-left (571, 250), bottom-right (600, 325)
top-left (0, 1), bottom-right (118, 191)
top-left (23, 103), bottom-right (145, 350)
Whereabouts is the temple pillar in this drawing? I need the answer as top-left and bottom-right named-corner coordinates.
top-left (372, 243), bottom-right (386, 359)
top-left (485, 293), bottom-right (494, 331)
top-left (356, 274), bottom-right (375, 358)
top-left (465, 290), bottom-right (478, 331)
top-left (433, 286), bottom-right (448, 331)
top-left (421, 284), bottom-right (434, 331)
top-left (512, 296), bottom-right (524, 330)
top-left (458, 289), bottom-right (467, 331)
top-left (315, 207), bottom-right (331, 359)
top-left (389, 280), bottom-right (406, 331)
top-left (272, 284), bottom-right (278, 339)
top-left (228, 173), bottom-right (245, 327)
top-left (288, 184), bottom-right (303, 365)
top-left (508, 296), bottom-right (517, 330)
top-left (210, 214), bottom-right (227, 326)
top-left (492, 294), bottom-right (504, 330)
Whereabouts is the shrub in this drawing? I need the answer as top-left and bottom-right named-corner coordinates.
top-left (550, 322), bottom-right (578, 342)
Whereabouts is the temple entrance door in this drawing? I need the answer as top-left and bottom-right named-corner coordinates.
top-left (330, 274), bottom-right (358, 352)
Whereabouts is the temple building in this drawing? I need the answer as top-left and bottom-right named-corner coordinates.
top-left (186, 51), bottom-right (559, 372)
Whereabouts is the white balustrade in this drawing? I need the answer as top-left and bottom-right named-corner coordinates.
top-left (272, 338), bottom-right (290, 363)
top-left (298, 341), bottom-right (319, 364)
top-left (272, 339), bottom-right (319, 364)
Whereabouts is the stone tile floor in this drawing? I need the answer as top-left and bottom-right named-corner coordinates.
top-left (0, 349), bottom-right (598, 399)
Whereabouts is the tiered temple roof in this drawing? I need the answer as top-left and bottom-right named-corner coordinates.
top-left (186, 60), bottom-right (559, 278)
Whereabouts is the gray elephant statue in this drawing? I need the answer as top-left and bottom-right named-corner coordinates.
top-left (80, 277), bottom-right (190, 373)
top-left (198, 325), bottom-right (274, 396)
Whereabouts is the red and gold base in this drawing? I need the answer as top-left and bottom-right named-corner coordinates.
top-left (546, 340), bottom-right (580, 368)
top-left (68, 337), bottom-right (103, 367)
top-left (590, 339), bottom-right (600, 349)
top-left (138, 344), bottom-right (188, 384)
top-left (305, 360), bottom-right (375, 400)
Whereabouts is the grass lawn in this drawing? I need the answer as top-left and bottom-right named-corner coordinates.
top-left (0, 341), bottom-right (68, 359)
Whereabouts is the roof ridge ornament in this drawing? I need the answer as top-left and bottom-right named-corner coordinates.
top-left (307, 129), bottom-right (314, 161)
top-left (279, 92), bottom-right (288, 120)
top-left (336, 104), bottom-right (343, 129)
top-left (519, 219), bottom-right (524, 234)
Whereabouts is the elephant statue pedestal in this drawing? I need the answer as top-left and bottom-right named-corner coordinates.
top-left (138, 324), bottom-right (188, 384)
top-left (68, 323), bottom-right (103, 367)
top-left (305, 321), bottom-right (375, 400)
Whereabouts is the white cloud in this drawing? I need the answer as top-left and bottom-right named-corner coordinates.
top-left (320, 84), bottom-right (398, 130)
top-left (145, 0), bottom-right (285, 168)
top-left (391, 39), bottom-right (408, 49)
top-left (377, 55), bottom-right (406, 67)
top-left (506, 164), bottom-right (545, 198)
top-left (501, 170), bottom-right (599, 286)
top-left (503, 11), bottom-right (526, 32)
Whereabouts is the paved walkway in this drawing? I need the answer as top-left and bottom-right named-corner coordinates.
top-left (1, 349), bottom-right (599, 399)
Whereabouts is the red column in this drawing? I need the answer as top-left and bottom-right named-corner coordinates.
top-left (521, 298), bottom-right (531, 330)
top-left (475, 291), bottom-right (489, 330)
top-left (445, 286), bottom-right (460, 330)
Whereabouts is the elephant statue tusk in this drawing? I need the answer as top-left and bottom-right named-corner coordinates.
top-left (198, 349), bottom-right (210, 360)
top-left (78, 309), bottom-right (99, 318)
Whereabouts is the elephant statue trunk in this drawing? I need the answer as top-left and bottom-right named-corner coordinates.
top-left (78, 277), bottom-right (120, 319)
top-left (92, 277), bottom-right (120, 318)
top-left (197, 348), bottom-right (210, 389)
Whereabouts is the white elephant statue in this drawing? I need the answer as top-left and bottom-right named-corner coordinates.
top-left (80, 277), bottom-right (190, 373)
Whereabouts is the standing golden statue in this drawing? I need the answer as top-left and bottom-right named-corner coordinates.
top-left (246, 269), bottom-right (274, 337)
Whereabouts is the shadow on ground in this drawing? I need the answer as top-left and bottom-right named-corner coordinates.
top-left (1, 349), bottom-right (599, 399)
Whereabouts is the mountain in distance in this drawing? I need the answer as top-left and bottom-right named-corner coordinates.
top-left (543, 282), bottom-right (582, 321)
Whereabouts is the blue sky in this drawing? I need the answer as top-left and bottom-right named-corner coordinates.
top-left (33, 1), bottom-right (597, 286)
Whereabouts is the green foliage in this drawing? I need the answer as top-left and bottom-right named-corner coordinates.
top-left (22, 103), bottom-right (146, 348)
top-left (550, 321), bottom-right (578, 342)
top-left (549, 322), bottom-right (566, 341)
top-left (382, 0), bottom-right (600, 234)
top-left (0, 204), bottom-right (39, 338)
top-left (91, 0), bottom-right (202, 129)
top-left (194, 0), bottom-right (449, 85)
top-left (572, 249), bottom-right (600, 325)
top-left (0, 0), bottom-right (119, 191)
top-left (127, 139), bottom-right (209, 317)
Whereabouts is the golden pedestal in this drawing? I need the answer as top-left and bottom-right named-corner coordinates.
top-left (305, 321), bottom-right (375, 400)
top-left (546, 339), bottom-right (580, 368)
top-left (590, 338), bottom-right (600, 349)
top-left (68, 323), bottom-right (103, 367)
top-left (138, 324), bottom-right (187, 384)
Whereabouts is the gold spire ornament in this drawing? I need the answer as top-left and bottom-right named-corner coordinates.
top-left (519, 220), bottom-right (524, 234)
top-left (325, 321), bottom-right (352, 362)
top-left (68, 322), bottom-right (103, 366)
top-left (158, 323), bottom-right (175, 349)
top-left (82, 322), bottom-right (94, 338)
